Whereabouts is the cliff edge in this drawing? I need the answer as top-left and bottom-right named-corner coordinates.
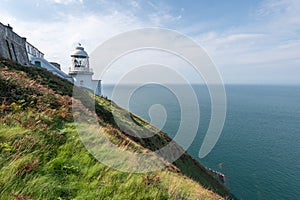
top-left (0, 58), bottom-right (231, 199)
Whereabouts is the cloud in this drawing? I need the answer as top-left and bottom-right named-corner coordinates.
top-left (178, 0), bottom-right (300, 84)
top-left (0, 1), bottom-right (157, 73)
top-left (1, 0), bottom-right (300, 84)
top-left (1, 14), bottom-right (143, 73)
top-left (192, 0), bottom-right (300, 66)
top-left (254, 0), bottom-right (300, 33)
top-left (48, 0), bottom-right (83, 5)
top-left (146, 1), bottom-right (182, 26)
top-left (0, 0), bottom-right (184, 74)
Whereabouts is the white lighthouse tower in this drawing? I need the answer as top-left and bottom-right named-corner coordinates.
top-left (69, 44), bottom-right (101, 95)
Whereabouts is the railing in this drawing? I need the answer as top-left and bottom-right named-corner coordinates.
top-left (69, 67), bottom-right (93, 72)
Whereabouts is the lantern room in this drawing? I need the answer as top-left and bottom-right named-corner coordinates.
top-left (69, 44), bottom-right (91, 74)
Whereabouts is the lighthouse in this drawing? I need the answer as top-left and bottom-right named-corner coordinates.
top-left (69, 44), bottom-right (101, 95)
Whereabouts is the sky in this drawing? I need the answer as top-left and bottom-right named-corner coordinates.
top-left (0, 0), bottom-right (300, 84)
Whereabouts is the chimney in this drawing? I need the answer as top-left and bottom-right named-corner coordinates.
top-left (7, 24), bottom-right (13, 30)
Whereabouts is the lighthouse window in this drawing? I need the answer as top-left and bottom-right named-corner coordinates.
top-left (74, 59), bottom-right (81, 68)
top-left (73, 58), bottom-right (88, 70)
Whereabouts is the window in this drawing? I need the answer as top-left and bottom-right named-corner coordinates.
top-left (34, 61), bottom-right (41, 67)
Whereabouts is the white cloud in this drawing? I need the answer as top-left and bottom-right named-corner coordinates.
top-left (148, 13), bottom-right (182, 26)
top-left (146, 1), bottom-right (182, 26)
top-left (176, 0), bottom-right (300, 84)
top-left (0, 0), bottom-right (182, 74)
top-left (3, 12), bottom-right (143, 73)
top-left (254, 0), bottom-right (300, 33)
top-left (1, 0), bottom-right (300, 84)
top-left (192, 0), bottom-right (300, 66)
top-left (48, 0), bottom-right (83, 5)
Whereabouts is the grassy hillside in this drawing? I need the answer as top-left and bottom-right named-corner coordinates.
top-left (0, 58), bottom-right (231, 199)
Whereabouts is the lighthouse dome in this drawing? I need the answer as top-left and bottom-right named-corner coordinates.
top-left (71, 45), bottom-right (89, 58)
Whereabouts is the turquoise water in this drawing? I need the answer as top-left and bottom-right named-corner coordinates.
top-left (102, 85), bottom-right (300, 200)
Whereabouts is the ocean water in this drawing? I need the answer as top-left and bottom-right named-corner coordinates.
top-left (102, 84), bottom-right (300, 200)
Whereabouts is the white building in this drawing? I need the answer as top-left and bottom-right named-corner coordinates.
top-left (27, 42), bottom-right (74, 83)
top-left (68, 44), bottom-right (101, 96)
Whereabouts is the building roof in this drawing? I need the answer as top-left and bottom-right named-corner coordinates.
top-left (70, 45), bottom-right (89, 58)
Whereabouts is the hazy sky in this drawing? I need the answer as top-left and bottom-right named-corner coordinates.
top-left (1, 0), bottom-right (299, 84)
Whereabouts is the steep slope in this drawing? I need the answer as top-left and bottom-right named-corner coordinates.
top-left (0, 58), bottom-right (231, 199)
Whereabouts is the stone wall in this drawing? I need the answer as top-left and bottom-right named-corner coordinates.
top-left (0, 22), bottom-right (29, 65)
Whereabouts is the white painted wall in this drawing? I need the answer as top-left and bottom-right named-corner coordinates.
top-left (30, 56), bottom-right (74, 83)
top-left (73, 74), bottom-right (101, 95)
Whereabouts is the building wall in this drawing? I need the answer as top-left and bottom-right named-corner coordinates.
top-left (0, 22), bottom-right (29, 65)
top-left (30, 57), bottom-right (74, 83)
top-left (73, 74), bottom-right (101, 96)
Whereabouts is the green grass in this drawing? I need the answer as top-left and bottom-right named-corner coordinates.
top-left (0, 58), bottom-right (230, 199)
top-left (0, 121), bottom-right (223, 199)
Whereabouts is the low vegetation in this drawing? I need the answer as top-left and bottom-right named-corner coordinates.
top-left (0, 58), bottom-right (231, 199)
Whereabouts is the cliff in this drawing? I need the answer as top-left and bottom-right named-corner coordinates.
top-left (0, 58), bottom-right (231, 199)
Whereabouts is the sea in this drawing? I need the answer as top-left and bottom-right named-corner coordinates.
top-left (102, 84), bottom-right (300, 200)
